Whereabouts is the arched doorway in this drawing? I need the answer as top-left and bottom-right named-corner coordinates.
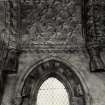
top-left (14, 58), bottom-right (91, 105)
top-left (36, 77), bottom-right (69, 105)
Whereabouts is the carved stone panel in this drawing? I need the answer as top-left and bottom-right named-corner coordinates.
top-left (6, 0), bottom-right (83, 52)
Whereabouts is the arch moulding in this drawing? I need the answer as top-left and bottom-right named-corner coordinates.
top-left (14, 56), bottom-right (92, 105)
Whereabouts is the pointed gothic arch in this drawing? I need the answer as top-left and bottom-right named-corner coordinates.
top-left (14, 56), bottom-right (91, 105)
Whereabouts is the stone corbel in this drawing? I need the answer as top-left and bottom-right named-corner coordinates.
top-left (87, 46), bottom-right (105, 72)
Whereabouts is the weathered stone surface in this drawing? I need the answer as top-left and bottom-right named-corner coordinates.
top-left (0, 0), bottom-right (105, 105)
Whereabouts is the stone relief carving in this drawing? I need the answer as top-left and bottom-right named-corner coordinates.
top-left (5, 0), bottom-right (83, 51)
top-left (4, 0), bottom-right (105, 71)
top-left (82, 0), bottom-right (105, 71)
top-left (0, 0), bottom-right (105, 74)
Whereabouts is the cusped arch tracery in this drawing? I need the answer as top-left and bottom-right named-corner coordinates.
top-left (14, 57), bottom-right (91, 105)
